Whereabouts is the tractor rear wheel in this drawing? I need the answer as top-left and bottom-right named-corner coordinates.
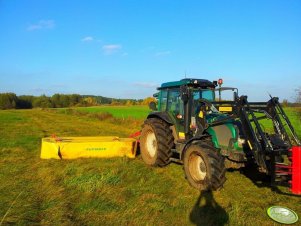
top-left (140, 118), bottom-right (173, 167)
top-left (183, 143), bottom-right (226, 191)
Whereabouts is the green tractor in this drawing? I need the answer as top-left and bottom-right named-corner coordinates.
top-left (139, 78), bottom-right (301, 192)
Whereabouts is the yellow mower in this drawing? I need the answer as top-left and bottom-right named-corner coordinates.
top-left (40, 135), bottom-right (138, 160)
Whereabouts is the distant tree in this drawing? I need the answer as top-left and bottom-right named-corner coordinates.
top-left (136, 99), bottom-right (143, 105)
top-left (111, 100), bottom-right (120, 106)
top-left (142, 97), bottom-right (157, 106)
top-left (82, 95), bottom-right (109, 104)
top-left (17, 95), bottom-right (34, 109)
top-left (51, 94), bottom-right (81, 107)
top-left (282, 99), bottom-right (289, 107)
top-left (125, 100), bottom-right (133, 106)
top-left (100, 96), bottom-right (112, 104)
top-left (83, 97), bottom-right (98, 106)
top-left (51, 94), bottom-right (62, 108)
top-left (0, 93), bottom-right (144, 109)
top-left (32, 95), bottom-right (53, 108)
top-left (295, 87), bottom-right (301, 104)
top-left (60, 95), bottom-right (70, 107)
top-left (69, 94), bottom-right (82, 106)
top-left (0, 93), bottom-right (18, 109)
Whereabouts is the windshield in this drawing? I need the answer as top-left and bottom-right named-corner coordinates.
top-left (192, 89), bottom-right (215, 101)
top-left (192, 88), bottom-right (219, 113)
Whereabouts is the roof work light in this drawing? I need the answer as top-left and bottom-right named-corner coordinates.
top-left (218, 78), bottom-right (223, 86)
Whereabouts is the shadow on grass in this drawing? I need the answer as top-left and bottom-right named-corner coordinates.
top-left (190, 191), bottom-right (229, 226)
top-left (238, 164), bottom-right (300, 197)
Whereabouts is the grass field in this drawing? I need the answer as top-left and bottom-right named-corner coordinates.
top-left (0, 106), bottom-right (300, 225)
top-left (254, 107), bottom-right (301, 140)
top-left (57, 105), bottom-right (151, 119)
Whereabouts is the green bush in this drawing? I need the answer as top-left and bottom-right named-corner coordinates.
top-left (0, 93), bottom-right (17, 109)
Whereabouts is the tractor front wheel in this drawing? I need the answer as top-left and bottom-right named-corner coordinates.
top-left (183, 144), bottom-right (226, 191)
top-left (140, 118), bottom-right (173, 167)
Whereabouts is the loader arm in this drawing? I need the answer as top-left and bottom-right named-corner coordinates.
top-left (209, 95), bottom-right (301, 190)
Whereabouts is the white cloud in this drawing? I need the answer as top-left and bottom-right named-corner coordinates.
top-left (133, 82), bottom-right (158, 88)
top-left (102, 44), bottom-right (122, 55)
top-left (155, 51), bottom-right (171, 56)
top-left (81, 36), bottom-right (94, 42)
top-left (27, 20), bottom-right (55, 31)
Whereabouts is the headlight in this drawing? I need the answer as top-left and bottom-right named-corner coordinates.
top-left (238, 138), bottom-right (246, 145)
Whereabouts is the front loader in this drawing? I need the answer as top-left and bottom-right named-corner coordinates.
top-left (139, 78), bottom-right (301, 194)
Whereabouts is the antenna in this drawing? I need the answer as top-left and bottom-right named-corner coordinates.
top-left (184, 70), bottom-right (187, 78)
top-left (267, 92), bottom-right (273, 99)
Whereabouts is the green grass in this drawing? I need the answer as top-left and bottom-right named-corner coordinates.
top-left (253, 107), bottom-right (301, 142)
top-left (0, 107), bottom-right (300, 225)
top-left (57, 105), bottom-right (151, 119)
top-left (284, 107), bottom-right (301, 136)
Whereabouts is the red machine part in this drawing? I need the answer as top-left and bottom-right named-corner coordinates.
top-left (129, 131), bottom-right (141, 141)
top-left (51, 134), bottom-right (62, 142)
top-left (272, 146), bottom-right (301, 195)
top-left (292, 146), bottom-right (301, 195)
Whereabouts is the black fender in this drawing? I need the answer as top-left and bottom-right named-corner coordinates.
top-left (146, 112), bottom-right (173, 125)
top-left (180, 134), bottom-right (212, 160)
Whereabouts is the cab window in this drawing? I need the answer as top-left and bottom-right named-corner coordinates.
top-left (159, 90), bottom-right (168, 111)
top-left (193, 89), bottom-right (214, 101)
top-left (201, 89), bottom-right (215, 101)
top-left (167, 89), bottom-right (183, 116)
top-left (192, 89), bottom-right (215, 114)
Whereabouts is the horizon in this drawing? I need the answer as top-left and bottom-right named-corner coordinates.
top-left (0, 1), bottom-right (300, 102)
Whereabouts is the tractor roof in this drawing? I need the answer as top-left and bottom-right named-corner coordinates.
top-left (159, 78), bottom-right (217, 90)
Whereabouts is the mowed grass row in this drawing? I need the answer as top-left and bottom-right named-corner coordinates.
top-left (0, 107), bottom-right (300, 225)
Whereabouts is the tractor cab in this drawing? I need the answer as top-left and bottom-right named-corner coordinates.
top-left (151, 78), bottom-right (239, 150)
top-left (152, 79), bottom-right (216, 135)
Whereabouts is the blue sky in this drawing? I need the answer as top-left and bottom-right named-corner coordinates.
top-left (0, 0), bottom-right (300, 101)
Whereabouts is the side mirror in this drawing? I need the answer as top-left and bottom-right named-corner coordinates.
top-left (233, 91), bottom-right (238, 101)
top-left (149, 101), bottom-right (157, 111)
top-left (180, 85), bottom-right (189, 103)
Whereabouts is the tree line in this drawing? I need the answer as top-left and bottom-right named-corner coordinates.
top-left (3, 89), bottom-right (299, 110)
top-left (0, 93), bottom-right (153, 110)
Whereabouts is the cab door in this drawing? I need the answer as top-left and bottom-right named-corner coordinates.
top-left (167, 89), bottom-right (185, 139)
